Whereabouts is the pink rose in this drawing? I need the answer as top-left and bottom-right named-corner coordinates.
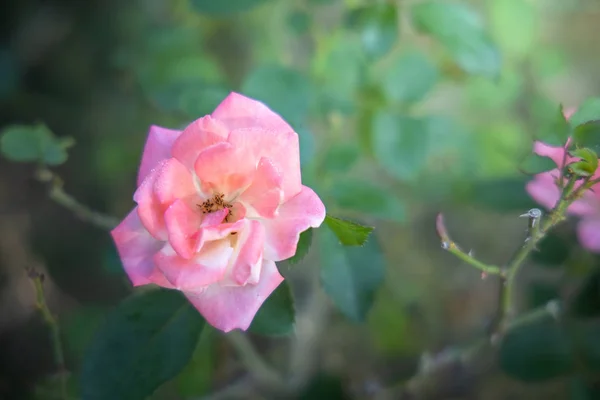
top-left (111, 92), bottom-right (326, 332)
top-left (526, 107), bottom-right (600, 252)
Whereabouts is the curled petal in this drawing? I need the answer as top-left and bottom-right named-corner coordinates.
top-left (238, 157), bottom-right (283, 219)
top-left (222, 219), bottom-right (264, 287)
top-left (578, 217), bottom-right (600, 253)
top-left (228, 128), bottom-right (301, 202)
top-left (134, 159), bottom-right (198, 240)
top-left (164, 200), bottom-right (204, 259)
top-left (262, 186), bottom-right (326, 261)
top-left (154, 241), bottom-right (233, 290)
top-left (212, 92), bottom-right (294, 132)
top-left (184, 259), bottom-right (284, 332)
top-left (171, 116), bottom-right (229, 170)
top-left (194, 142), bottom-right (255, 196)
top-left (110, 208), bottom-right (163, 286)
top-left (137, 126), bottom-right (182, 186)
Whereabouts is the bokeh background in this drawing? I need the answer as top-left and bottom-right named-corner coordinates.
top-left (1, 0), bottom-right (600, 399)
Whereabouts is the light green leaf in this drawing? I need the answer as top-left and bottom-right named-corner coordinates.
top-left (190, 0), bottom-right (270, 16)
top-left (318, 227), bottom-right (385, 322)
top-left (569, 97), bottom-right (600, 127)
top-left (379, 49), bottom-right (438, 104)
top-left (372, 112), bottom-right (429, 181)
top-left (490, 0), bottom-right (538, 58)
top-left (80, 289), bottom-right (205, 400)
top-left (249, 281), bottom-right (295, 336)
top-left (330, 180), bottom-right (405, 222)
top-left (410, 1), bottom-right (501, 77)
top-left (324, 215), bottom-right (374, 247)
top-left (322, 144), bottom-right (360, 173)
top-left (518, 153), bottom-right (558, 175)
top-left (537, 104), bottom-right (572, 146)
top-left (287, 228), bottom-right (313, 265)
top-left (0, 124), bottom-right (69, 165)
top-left (573, 121), bottom-right (600, 152)
top-left (345, 4), bottom-right (399, 60)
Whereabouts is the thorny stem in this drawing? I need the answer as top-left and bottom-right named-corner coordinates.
top-left (36, 168), bottom-right (119, 231)
top-left (28, 269), bottom-right (68, 400)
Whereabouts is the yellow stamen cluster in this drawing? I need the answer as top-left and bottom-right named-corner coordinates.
top-left (199, 193), bottom-right (234, 224)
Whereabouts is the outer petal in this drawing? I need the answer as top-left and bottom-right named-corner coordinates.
top-left (184, 259), bottom-right (284, 332)
top-left (154, 241), bottom-right (233, 290)
top-left (221, 219), bottom-right (264, 287)
top-left (577, 217), bottom-right (600, 253)
top-left (134, 158), bottom-right (198, 240)
top-left (533, 141), bottom-right (571, 168)
top-left (212, 92), bottom-right (294, 132)
top-left (110, 208), bottom-right (163, 286)
top-left (137, 125), bottom-right (182, 186)
top-left (228, 128), bottom-right (301, 202)
top-left (171, 116), bottom-right (229, 170)
top-left (194, 142), bottom-right (255, 196)
top-left (262, 186), bottom-right (326, 261)
top-left (526, 171), bottom-right (598, 216)
top-left (238, 157), bottom-right (283, 219)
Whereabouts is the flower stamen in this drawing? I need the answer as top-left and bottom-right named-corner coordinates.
top-left (199, 193), bottom-right (234, 222)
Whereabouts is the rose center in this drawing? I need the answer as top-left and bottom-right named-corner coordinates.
top-left (199, 193), bottom-right (234, 222)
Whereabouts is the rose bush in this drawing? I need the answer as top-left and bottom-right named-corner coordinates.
top-left (526, 108), bottom-right (600, 253)
top-left (111, 92), bottom-right (326, 332)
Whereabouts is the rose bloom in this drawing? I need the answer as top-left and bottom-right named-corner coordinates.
top-left (526, 108), bottom-right (600, 253)
top-left (111, 93), bottom-right (326, 332)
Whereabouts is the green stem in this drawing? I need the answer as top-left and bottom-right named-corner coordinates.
top-left (445, 243), bottom-right (503, 275)
top-left (29, 272), bottom-right (68, 400)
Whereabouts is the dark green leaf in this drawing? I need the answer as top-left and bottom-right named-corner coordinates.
top-left (346, 4), bottom-right (399, 60)
top-left (569, 375), bottom-right (600, 400)
top-left (463, 177), bottom-right (538, 211)
top-left (80, 289), bottom-right (205, 400)
top-left (319, 227), bottom-right (385, 322)
top-left (569, 97), bottom-right (600, 127)
top-left (499, 308), bottom-right (574, 382)
top-left (298, 374), bottom-right (352, 400)
top-left (410, 1), bottom-right (501, 78)
top-left (287, 228), bottom-right (313, 265)
top-left (573, 120), bottom-right (600, 151)
top-left (380, 49), bottom-right (438, 103)
top-left (190, 0), bottom-right (269, 16)
top-left (178, 83), bottom-right (231, 118)
top-left (330, 180), bottom-right (405, 222)
top-left (241, 64), bottom-right (311, 127)
top-left (287, 10), bottom-right (311, 35)
top-left (538, 104), bottom-right (571, 146)
top-left (176, 328), bottom-right (216, 397)
top-left (249, 281), bottom-right (295, 336)
top-left (567, 268), bottom-right (600, 319)
top-left (528, 283), bottom-right (559, 309)
top-left (324, 215), bottom-right (374, 246)
top-left (0, 124), bottom-right (69, 165)
top-left (531, 232), bottom-right (572, 267)
top-left (518, 153), bottom-right (558, 175)
top-left (372, 112), bottom-right (429, 181)
top-left (322, 144), bottom-right (360, 173)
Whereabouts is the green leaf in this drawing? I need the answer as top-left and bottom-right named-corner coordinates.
top-left (345, 4), bottom-right (399, 60)
top-left (176, 328), bottom-right (216, 397)
top-left (379, 49), bottom-right (438, 104)
top-left (322, 144), bottom-right (360, 174)
top-left (324, 215), bottom-right (374, 246)
top-left (178, 83), bottom-right (231, 118)
top-left (80, 289), bottom-right (205, 400)
top-left (287, 10), bottom-right (312, 35)
top-left (489, 0), bottom-right (538, 58)
top-left (241, 64), bottom-right (311, 127)
top-left (499, 308), bottom-right (574, 382)
top-left (190, 0), bottom-right (269, 16)
top-left (573, 120), bottom-right (600, 151)
top-left (461, 177), bottom-right (539, 212)
top-left (249, 281), bottom-right (295, 336)
top-left (568, 160), bottom-right (596, 177)
top-left (410, 1), bottom-right (501, 78)
top-left (287, 228), bottom-right (313, 265)
top-left (538, 104), bottom-right (571, 146)
top-left (372, 112), bottom-right (429, 181)
top-left (330, 179), bottom-right (405, 222)
top-left (298, 374), bottom-right (352, 400)
top-left (518, 153), bottom-right (557, 175)
top-left (318, 227), bottom-right (385, 322)
top-left (531, 232), bottom-right (572, 267)
top-left (0, 124), bottom-right (69, 165)
top-left (569, 97), bottom-right (600, 127)
top-left (567, 268), bottom-right (600, 319)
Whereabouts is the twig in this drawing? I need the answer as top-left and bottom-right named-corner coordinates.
top-left (27, 269), bottom-right (68, 400)
top-left (36, 168), bottom-right (119, 231)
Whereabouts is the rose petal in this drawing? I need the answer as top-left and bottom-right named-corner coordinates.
top-left (183, 259), bottom-right (284, 332)
top-left (227, 128), bottom-right (301, 202)
top-left (238, 157), bottom-right (283, 219)
top-left (137, 126), bottom-right (182, 186)
top-left (134, 158), bottom-right (198, 240)
top-left (171, 116), bottom-right (229, 170)
top-left (212, 92), bottom-right (294, 132)
top-left (222, 219), bottom-right (264, 286)
top-left (154, 241), bottom-right (233, 290)
top-left (110, 208), bottom-right (163, 286)
top-left (194, 142), bottom-right (255, 196)
top-left (533, 141), bottom-right (571, 168)
top-left (262, 186), bottom-right (326, 261)
top-left (164, 200), bottom-right (205, 259)
top-left (577, 217), bottom-right (600, 253)
top-left (526, 171), bottom-right (598, 216)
